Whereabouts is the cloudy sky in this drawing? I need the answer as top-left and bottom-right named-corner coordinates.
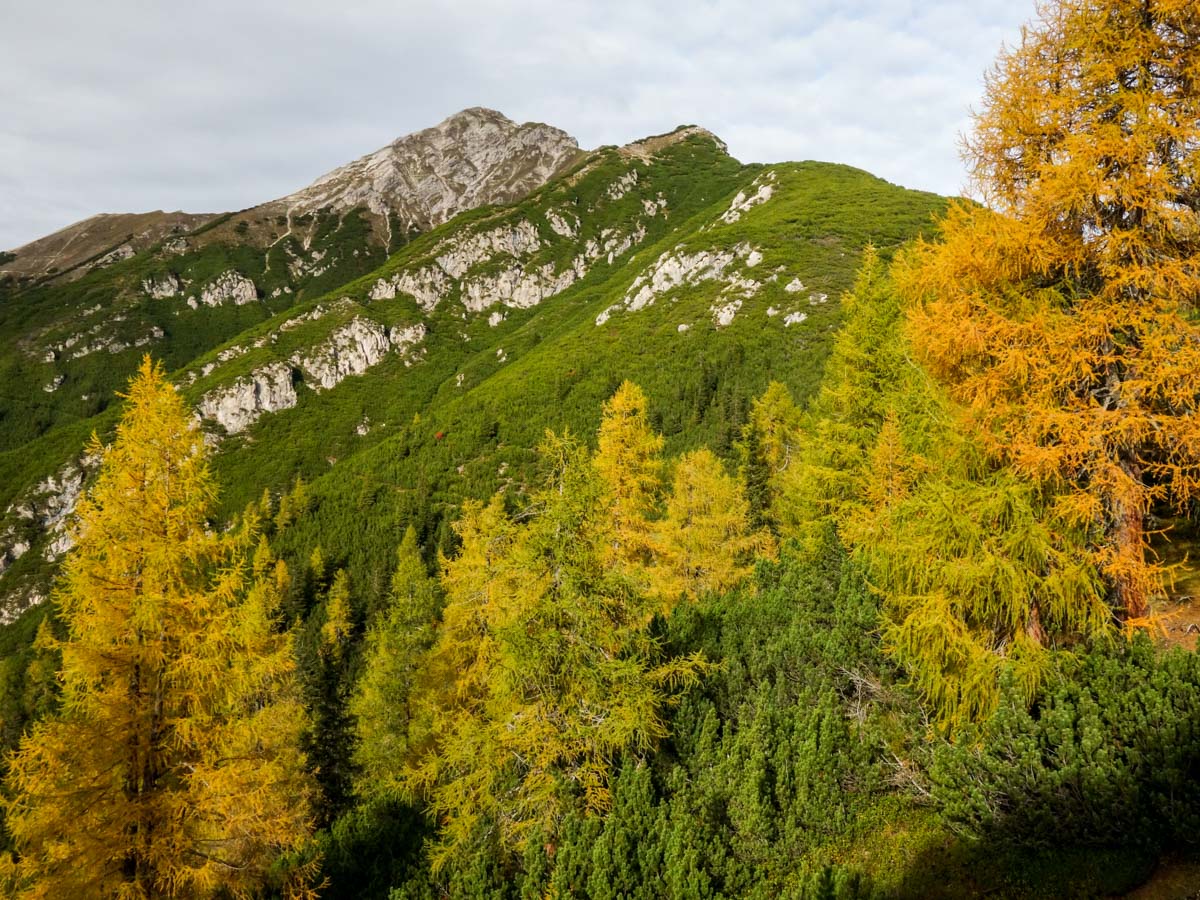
top-left (1, 0), bottom-right (1031, 251)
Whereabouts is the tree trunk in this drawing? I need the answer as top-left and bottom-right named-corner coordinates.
top-left (1110, 478), bottom-right (1149, 620)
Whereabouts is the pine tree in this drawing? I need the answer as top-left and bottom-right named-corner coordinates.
top-left (2, 358), bottom-right (316, 899)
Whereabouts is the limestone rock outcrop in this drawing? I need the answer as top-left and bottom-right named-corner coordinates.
top-left (718, 172), bottom-right (777, 225)
top-left (369, 265), bottom-right (452, 310)
top-left (294, 319), bottom-right (425, 391)
top-left (595, 241), bottom-right (763, 327)
top-left (188, 271), bottom-right (258, 309)
top-left (196, 318), bottom-right (428, 434)
top-left (142, 273), bottom-right (183, 299)
top-left (269, 108), bottom-right (582, 231)
top-left (197, 362), bottom-right (298, 434)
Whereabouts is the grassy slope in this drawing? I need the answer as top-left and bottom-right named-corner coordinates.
top-left (0, 132), bottom-right (944, 617)
top-left (0, 209), bottom-right (395, 453)
top-left (220, 146), bottom-right (946, 612)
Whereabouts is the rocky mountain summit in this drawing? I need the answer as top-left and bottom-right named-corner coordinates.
top-left (1, 108), bottom-right (581, 286)
top-left (268, 107), bottom-right (583, 232)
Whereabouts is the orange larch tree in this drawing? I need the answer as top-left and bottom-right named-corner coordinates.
top-left (900, 0), bottom-right (1200, 620)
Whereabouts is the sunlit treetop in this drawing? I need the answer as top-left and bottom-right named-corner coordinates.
top-left (967, 0), bottom-right (1200, 303)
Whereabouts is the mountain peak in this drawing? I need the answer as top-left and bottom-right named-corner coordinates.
top-left (619, 125), bottom-right (730, 161)
top-left (278, 108), bottom-right (582, 230)
top-left (435, 106), bottom-right (515, 125)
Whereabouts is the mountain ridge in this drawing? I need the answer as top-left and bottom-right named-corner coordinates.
top-left (0, 112), bottom-right (945, 620)
top-left (1, 108), bottom-right (584, 284)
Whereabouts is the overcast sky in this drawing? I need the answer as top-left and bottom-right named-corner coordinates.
top-left (1, 0), bottom-right (1032, 251)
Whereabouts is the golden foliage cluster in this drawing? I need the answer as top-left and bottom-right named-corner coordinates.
top-left (380, 382), bottom-right (771, 864)
top-left (902, 0), bottom-right (1200, 619)
top-left (2, 359), bottom-right (317, 899)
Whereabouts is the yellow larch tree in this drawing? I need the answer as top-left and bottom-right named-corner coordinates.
top-left (593, 381), bottom-right (664, 571)
top-left (779, 252), bottom-right (1108, 729)
top-left (2, 358), bottom-right (316, 899)
top-left (352, 526), bottom-right (443, 800)
top-left (402, 433), bottom-right (709, 869)
top-left (900, 0), bottom-right (1200, 620)
top-left (655, 449), bottom-right (775, 606)
top-left (320, 569), bottom-right (354, 661)
top-left (738, 380), bottom-right (805, 534)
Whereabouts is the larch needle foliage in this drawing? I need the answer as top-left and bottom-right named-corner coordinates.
top-left (593, 382), bottom-right (664, 574)
top-left (785, 253), bottom-right (1109, 729)
top-left (404, 433), bottom-right (710, 869)
top-left (391, 384), bottom-right (767, 869)
top-left (1, 358), bottom-right (316, 899)
top-left (351, 526), bottom-right (442, 800)
top-left (900, 0), bottom-right (1200, 620)
top-left (655, 449), bottom-right (775, 606)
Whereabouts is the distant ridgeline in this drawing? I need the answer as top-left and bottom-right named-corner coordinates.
top-left (7, 9), bottom-right (1200, 889)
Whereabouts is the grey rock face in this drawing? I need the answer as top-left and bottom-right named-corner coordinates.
top-left (92, 244), bottom-right (135, 267)
top-left (143, 273), bottom-right (183, 298)
top-left (595, 241), bottom-right (763, 327)
top-left (369, 265), bottom-right (452, 311)
top-left (197, 362), bottom-right (298, 434)
top-left (0, 536), bottom-right (30, 577)
top-left (274, 108), bottom-right (581, 231)
top-left (295, 318), bottom-right (413, 391)
top-left (0, 455), bottom-right (101, 608)
top-left (48, 322), bottom-right (165, 361)
top-left (188, 271), bottom-right (258, 309)
top-left (369, 203), bottom-right (652, 319)
top-left (196, 318), bottom-right (428, 434)
top-left (718, 172), bottom-right (776, 225)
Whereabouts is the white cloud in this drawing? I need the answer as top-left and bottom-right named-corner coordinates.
top-left (0, 0), bottom-right (1032, 249)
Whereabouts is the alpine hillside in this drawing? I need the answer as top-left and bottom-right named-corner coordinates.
top-left (7, 2), bottom-right (1200, 896)
top-left (0, 108), bottom-right (943, 621)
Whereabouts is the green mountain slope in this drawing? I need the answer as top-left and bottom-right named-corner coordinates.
top-left (0, 118), bottom-right (943, 622)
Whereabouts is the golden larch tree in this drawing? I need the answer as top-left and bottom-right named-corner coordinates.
top-left (776, 253), bottom-right (1108, 729)
top-left (655, 449), bottom-right (775, 606)
top-left (593, 381), bottom-right (665, 570)
top-left (403, 434), bottom-right (708, 869)
top-left (900, 0), bottom-right (1200, 620)
top-left (351, 526), bottom-right (443, 800)
top-left (2, 358), bottom-right (316, 899)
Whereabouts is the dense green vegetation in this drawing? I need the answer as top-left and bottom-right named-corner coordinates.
top-left (0, 209), bottom-right (391, 452)
top-left (5, 4), bottom-right (1200, 889)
